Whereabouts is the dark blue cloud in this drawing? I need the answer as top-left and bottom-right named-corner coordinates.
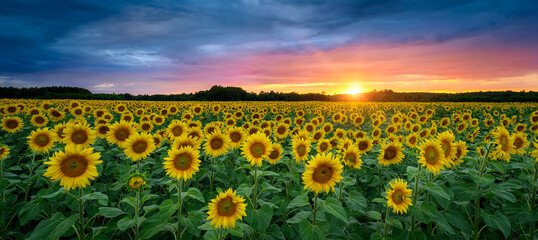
top-left (0, 0), bottom-right (537, 90)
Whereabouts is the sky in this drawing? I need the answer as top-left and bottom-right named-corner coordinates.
top-left (1, 0), bottom-right (537, 95)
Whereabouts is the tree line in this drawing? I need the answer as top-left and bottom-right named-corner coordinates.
top-left (1, 85), bottom-right (537, 102)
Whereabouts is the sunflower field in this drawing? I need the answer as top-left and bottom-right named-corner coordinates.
top-left (0, 100), bottom-right (537, 240)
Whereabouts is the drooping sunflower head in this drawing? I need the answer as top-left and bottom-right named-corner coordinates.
top-left (292, 137), bottom-right (311, 163)
top-left (302, 152), bottom-right (344, 194)
top-left (63, 123), bottom-right (96, 148)
top-left (386, 178), bottom-right (413, 214)
top-left (126, 172), bottom-right (147, 192)
top-left (163, 146), bottom-right (201, 180)
top-left (377, 140), bottom-right (405, 166)
top-left (0, 145), bottom-right (10, 160)
top-left (204, 131), bottom-right (230, 157)
top-left (342, 147), bottom-right (362, 169)
top-left (1, 116), bottom-right (24, 133)
top-left (43, 145), bottom-right (102, 191)
top-left (107, 121), bottom-right (135, 147)
top-left (27, 128), bottom-right (57, 154)
top-left (418, 139), bottom-right (447, 175)
top-left (241, 132), bottom-right (273, 166)
top-left (226, 126), bottom-right (246, 149)
top-left (172, 135), bottom-right (200, 150)
top-left (206, 188), bottom-right (247, 229)
top-left (124, 132), bottom-right (156, 162)
top-left (267, 142), bottom-right (284, 164)
top-left (453, 140), bottom-right (468, 165)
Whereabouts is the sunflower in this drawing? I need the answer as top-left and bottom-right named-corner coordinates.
top-left (167, 121), bottom-right (188, 139)
top-left (95, 124), bottom-right (111, 139)
top-left (126, 172), bottom-right (147, 192)
top-left (62, 123), bottom-right (96, 148)
top-left (30, 114), bottom-right (48, 127)
top-left (267, 142), bottom-right (284, 164)
top-left (27, 128), bottom-right (57, 154)
top-left (377, 141), bottom-right (405, 166)
top-left (292, 137), bottom-right (311, 163)
top-left (0, 145), bottom-right (10, 160)
top-left (124, 132), bottom-right (156, 162)
top-left (163, 146), bottom-right (201, 180)
top-left (139, 121), bottom-right (154, 133)
top-left (405, 133), bottom-right (419, 148)
top-left (317, 139), bottom-right (331, 153)
top-left (107, 121), bottom-right (136, 147)
top-left (206, 188), bottom-right (247, 229)
top-left (241, 133), bottom-right (272, 166)
top-left (511, 132), bottom-right (529, 155)
top-left (437, 131), bottom-right (457, 162)
top-left (418, 139), bottom-right (447, 175)
top-left (491, 126), bottom-right (515, 162)
top-left (226, 126), bottom-right (246, 149)
top-left (1, 116), bottom-right (23, 133)
top-left (356, 138), bottom-right (373, 154)
top-left (204, 131), bottom-right (230, 157)
top-left (386, 178), bottom-right (413, 214)
top-left (302, 152), bottom-right (343, 194)
top-left (43, 145), bottom-right (102, 191)
top-left (152, 134), bottom-right (164, 147)
top-left (342, 147), bottom-right (362, 169)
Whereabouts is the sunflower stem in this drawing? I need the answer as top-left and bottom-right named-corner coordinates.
top-left (210, 157), bottom-right (215, 193)
top-left (24, 152), bottom-right (36, 202)
top-left (312, 193), bottom-right (318, 225)
top-left (383, 205), bottom-right (390, 239)
top-left (79, 188), bottom-right (85, 240)
top-left (410, 164), bottom-right (421, 232)
top-left (253, 165), bottom-right (258, 210)
top-left (134, 189), bottom-right (140, 240)
top-left (338, 168), bottom-right (345, 203)
top-left (472, 143), bottom-right (491, 240)
top-left (177, 180), bottom-right (184, 240)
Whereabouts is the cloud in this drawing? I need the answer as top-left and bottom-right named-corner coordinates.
top-left (94, 83), bottom-right (116, 88)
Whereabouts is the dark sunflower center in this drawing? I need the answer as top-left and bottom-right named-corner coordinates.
top-left (217, 197), bottom-right (237, 216)
top-left (132, 140), bottom-right (148, 153)
top-left (312, 164), bottom-right (334, 183)
top-left (392, 190), bottom-right (404, 204)
top-left (35, 117), bottom-right (45, 124)
top-left (35, 134), bottom-right (50, 147)
top-left (425, 147), bottom-right (438, 164)
top-left (314, 133), bottom-right (322, 140)
top-left (277, 127), bottom-right (286, 134)
top-left (249, 142), bottom-right (265, 158)
top-left (269, 149), bottom-right (280, 159)
top-left (210, 138), bottom-right (224, 150)
top-left (345, 153), bottom-right (357, 163)
top-left (71, 130), bottom-right (89, 144)
top-left (174, 153), bottom-right (193, 170)
top-left (0, 148), bottom-right (4, 155)
top-left (500, 135), bottom-right (508, 149)
top-left (441, 141), bottom-right (451, 157)
top-left (229, 132), bottom-right (241, 142)
top-left (384, 147), bottom-right (397, 160)
top-left (297, 145), bottom-right (307, 156)
top-left (456, 148), bottom-right (462, 159)
top-left (115, 128), bottom-right (130, 141)
top-left (320, 143), bottom-right (328, 151)
top-left (410, 137), bottom-right (417, 144)
top-left (60, 155), bottom-right (89, 177)
top-left (207, 127), bottom-right (216, 134)
top-left (514, 138), bottom-right (522, 148)
top-left (52, 110), bottom-right (61, 117)
top-left (75, 110), bottom-right (82, 115)
top-left (172, 126), bottom-right (183, 136)
top-left (6, 119), bottom-right (18, 129)
top-left (7, 107), bottom-right (16, 113)
top-left (358, 142), bottom-right (368, 150)
top-left (98, 126), bottom-right (110, 135)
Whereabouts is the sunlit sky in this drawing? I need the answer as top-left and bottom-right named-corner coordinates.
top-left (1, 0), bottom-right (537, 94)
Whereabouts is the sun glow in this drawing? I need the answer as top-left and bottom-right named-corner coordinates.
top-left (343, 87), bottom-right (364, 95)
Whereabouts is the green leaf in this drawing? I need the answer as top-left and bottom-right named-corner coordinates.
top-left (443, 208), bottom-right (472, 236)
top-left (246, 204), bottom-right (273, 234)
top-left (27, 213), bottom-right (69, 240)
top-left (321, 197), bottom-right (347, 222)
top-left (141, 194), bottom-right (158, 204)
top-left (407, 166), bottom-right (419, 180)
top-left (298, 219), bottom-right (329, 240)
top-left (286, 211), bottom-right (312, 224)
top-left (472, 173), bottom-right (495, 186)
top-left (187, 188), bottom-right (205, 203)
top-left (262, 182), bottom-right (281, 192)
top-left (81, 192), bottom-right (108, 206)
top-left (179, 210), bottom-right (204, 237)
top-left (409, 202), bottom-right (438, 223)
top-left (117, 216), bottom-right (136, 231)
top-left (287, 191), bottom-right (309, 209)
top-left (98, 207), bottom-right (125, 218)
top-left (256, 170), bottom-right (280, 178)
top-left (480, 210), bottom-right (511, 238)
top-left (260, 224), bottom-right (286, 240)
top-left (121, 196), bottom-right (137, 209)
top-left (139, 215), bottom-right (164, 240)
top-left (159, 199), bottom-right (178, 223)
top-left (396, 230), bottom-right (427, 240)
top-left (342, 176), bottom-right (356, 185)
top-left (370, 232), bottom-right (383, 240)
top-left (365, 211), bottom-right (382, 220)
top-left (236, 183), bottom-right (252, 198)
top-left (19, 199), bottom-right (46, 225)
top-left (386, 219), bottom-right (403, 230)
top-left (425, 182), bottom-right (451, 201)
top-left (345, 190), bottom-right (367, 211)
top-left (488, 186), bottom-right (516, 203)
top-left (47, 214), bottom-right (77, 240)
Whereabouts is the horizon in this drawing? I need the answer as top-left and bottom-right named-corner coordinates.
top-left (1, 1), bottom-right (538, 94)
